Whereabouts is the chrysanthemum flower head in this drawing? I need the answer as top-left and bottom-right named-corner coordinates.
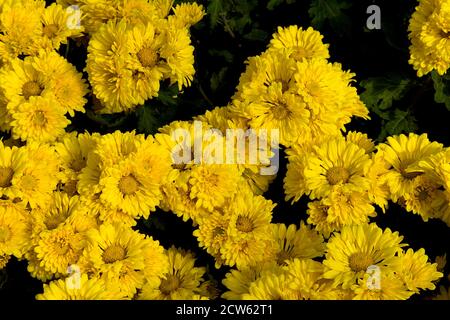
top-left (83, 223), bottom-right (148, 298)
top-left (139, 246), bottom-right (207, 300)
top-left (34, 224), bottom-right (85, 274)
top-left (0, 204), bottom-right (30, 258)
top-left (391, 248), bottom-right (443, 293)
top-left (269, 222), bottom-right (325, 266)
top-left (303, 136), bottom-right (372, 199)
top-left (323, 223), bottom-right (405, 289)
top-left (352, 271), bottom-right (414, 300)
top-left (171, 2), bottom-right (205, 28)
top-left (377, 133), bottom-right (443, 202)
top-left (269, 25), bottom-right (330, 61)
top-left (36, 274), bottom-right (124, 300)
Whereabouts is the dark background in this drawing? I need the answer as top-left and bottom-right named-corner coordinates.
top-left (1, 0), bottom-right (449, 300)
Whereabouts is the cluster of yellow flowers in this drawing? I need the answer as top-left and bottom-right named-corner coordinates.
top-left (0, 0), bottom-right (204, 144)
top-left (0, 131), bottom-right (219, 300)
top-left (84, 0), bottom-right (204, 113)
top-left (0, 1), bottom-right (448, 299)
top-left (285, 132), bottom-right (450, 236)
top-left (408, 0), bottom-right (450, 76)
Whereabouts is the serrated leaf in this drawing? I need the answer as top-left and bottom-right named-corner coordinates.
top-left (308, 0), bottom-right (351, 30)
top-left (431, 71), bottom-right (450, 111)
top-left (157, 85), bottom-right (179, 106)
top-left (384, 109), bottom-right (417, 136)
top-left (136, 105), bottom-right (160, 134)
top-left (360, 75), bottom-right (412, 117)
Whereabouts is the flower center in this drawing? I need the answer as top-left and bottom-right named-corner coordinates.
top-left (43, 24), bottom-right (59, 38)
top-left (401, 170), bottom-right (423, 180)
top-left (22, 81), bottom-right (43, 100)
top-left (306, 81), bottom-right (322, 97)
top-left (71, 158), bottom-right (86, 172)
top-left (276, 250), bottom-right (291, 266)
top-left (292, 46), bottom-right (310, 60)
top-left (159, 274), bottom-right (181, 295)
top-left (348, 252), bottom-right (374, 273)
top-left (213, 227), bottom-right (225, 237)
top-left (326, 167), bottom-right (350, 185)
top-left (137, 47), bottom-right (158, 68)
top-left (0, 226), bottom-right (11, 243)
top-left (20, 174), bottom-right (36, 190)
top-left (103, 245), bottom-right (126, 263)
top-left (271, 100), bottom-right (291, 120)
top-left (63, 180), bottom-right (78, 196)
top-left (45, 215), bottom-right (66, 230)
top-left (118, 175), bottom-right (139, 195)
top-left (33, 111), bottom-right (48, 126)
top-left (418, 188), bottom-right (430, 201)
top-left (0, 167), bottom-right (14, 188)
top-left (236, 216), bottom-right (254, 233)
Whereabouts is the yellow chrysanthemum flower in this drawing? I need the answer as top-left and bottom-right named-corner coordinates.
top-left (55, 132), bottom-right (99, 182)
top-left (171, 3), bottom-right (205, 28)
top-left (139, 247), bottom-right (206, 300)
top-left (242, 272), bottom-right (298, 300)
top-left (221, 263), bottom-right (278, 300)
top-left (303, 136), bottom-right (371, 199)
top-left (391, 248), bottom-right (443, 293)
top-left (0, 205), bottom-right (30, 258)
top-left (100, 159), bottom-right (162, 218)
top-left (225, 189), bottom-right (275, 242)
top-left (402, 175), bottom-right (447, 221)
top-left (36, 274), bottom-right (124, 300)
top-left (268, 222), bottom-right (325, 265)
top-left (159, 25), bottom-right (195, 90)
top-left (193, 210), bottom-right (230, 267)
top-left (408, 0), bottom-right (450, 76)
top-left (352, 271), bottom-right (414, 300)
top-left (34, 225), bottom-right (85, 274)
top-left (294, 58), bottom-right (369, 124)
top-left (30, 3), bottom-right (84, 53)
top-left (377, 133), bottom-right (443, 202)
top-left (323, 223), bottom-right (405, 289)
top-left (322, 186), bottom-right (376, 228)
top-left (83, 223), bottom-right (148, 298)
top-left (32, 51), bottom-right (88, 116)
top-left (0, 0), bottom-right (44, 57)
top-left (269, 25), bottom-right (330, 61)
top-left (10, 97), bottom-right (69, 143)
top-left (284, 258), bottom-right (338, 300)
top-left (306, 200), bottom-right (340, 238)
top-left (188, 164), bottom-right (243, 212)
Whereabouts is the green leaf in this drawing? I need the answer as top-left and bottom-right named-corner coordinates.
top-left (210, 67), bottom-right (228, 92)
top-left (360, 75), bottom-right (412, 117)
top-left (243, 28), bottom-right (269, 42)
top-left (136, 105), bottom-right (160, 134)
top-left (207, 0), bottom-right (224, 27)
top-left (208, 49), bottom-right (234, 63)
top-left (267, 0), bottom-right (284, 10)
top-left (431, 71), bottom-right (450, 111)
top-left (157, 85), bottom-right (179, 107)
top-left (383, 109), bottom-right (418, 137)
top-left (308, 0), bottom-right (351, 31)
